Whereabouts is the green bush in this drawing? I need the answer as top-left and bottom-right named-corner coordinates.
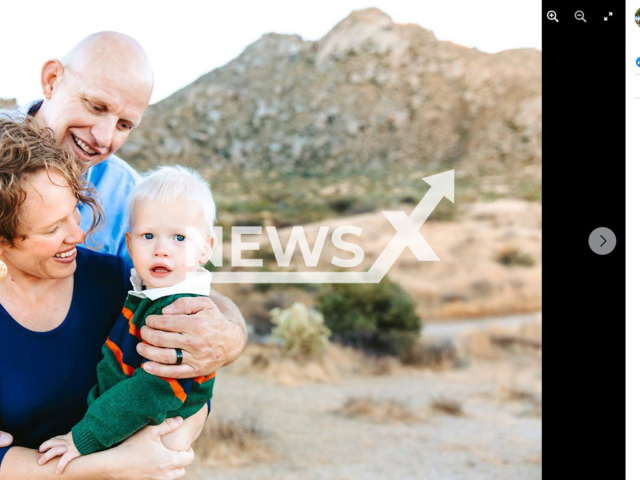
top-left (316, 278), bottom-right (421, 357)
top-left (496, 246), bottom-right (535, 267)
top-left (270, 303), bottom-right (331, 358)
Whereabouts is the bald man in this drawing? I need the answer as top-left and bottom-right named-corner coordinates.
top-left (33, 32), bottom-right (156, 258)
top-left (0, 33), bottom-right (246, 477)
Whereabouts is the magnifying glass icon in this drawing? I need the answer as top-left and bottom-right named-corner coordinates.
top-left (575, 11), bottom-right (586, 22)
top-left (547, 11), bottom-right (559, 22)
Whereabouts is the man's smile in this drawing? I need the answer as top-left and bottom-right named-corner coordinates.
top-left (70, 133), bottom-right (103, 161)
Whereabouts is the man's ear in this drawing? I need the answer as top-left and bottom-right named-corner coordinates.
top-left (41, 60), bottom-right (65, 100)
top-left (198, 235), bottom-right (216, 265)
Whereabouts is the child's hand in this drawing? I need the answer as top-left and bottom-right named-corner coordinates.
top-left (38, 432), bottom-right (81, 474)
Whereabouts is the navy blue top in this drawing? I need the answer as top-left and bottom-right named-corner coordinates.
top-left (0, 248), bottom-right (131, 467)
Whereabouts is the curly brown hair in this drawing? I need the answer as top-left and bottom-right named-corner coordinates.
top-left (0, 116), bottom-right (104, 246)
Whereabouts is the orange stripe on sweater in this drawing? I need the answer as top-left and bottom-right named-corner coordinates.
top-left (160, 377), bottom-right (187, 402)
top-left (105, 338), bottom-right (135, 376)
top-left (194, 372), bottom-right (216, 384)
top-left (122, 307), bottom-right (141, 340)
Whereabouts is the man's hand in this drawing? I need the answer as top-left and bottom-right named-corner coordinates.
top-left (137, 292), bottom-right (247, 379)
top-left (38, 432), bottom-right (81, 475)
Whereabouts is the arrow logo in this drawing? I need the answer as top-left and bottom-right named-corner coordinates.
top-left (208, 170), bottom-right (455, 283)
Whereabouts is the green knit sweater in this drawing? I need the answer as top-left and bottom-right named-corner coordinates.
top-left (71, 293), bottom-right (215, 455)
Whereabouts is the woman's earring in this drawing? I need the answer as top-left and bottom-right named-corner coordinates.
top-left (0, 260), bottom-right (6, 282)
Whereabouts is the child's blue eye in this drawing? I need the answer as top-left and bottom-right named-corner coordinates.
top-left (175, 235), bottom-right (185, 242)
top-left (144, 233), bottom-right (153, 240)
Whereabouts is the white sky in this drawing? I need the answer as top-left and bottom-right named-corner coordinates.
top-left (1, 0), bottom-right (541, 106)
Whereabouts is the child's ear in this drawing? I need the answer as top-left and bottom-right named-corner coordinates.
top-left (125, 232), bottom-right (132, 257)
top-left (198, 235), bottom-right (215, 265)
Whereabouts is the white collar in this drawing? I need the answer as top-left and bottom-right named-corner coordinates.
top-left (129, 268), bottom-right (212, 300)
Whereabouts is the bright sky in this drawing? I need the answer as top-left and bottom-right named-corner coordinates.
top-left (1, 0), bottom-right (541, 106)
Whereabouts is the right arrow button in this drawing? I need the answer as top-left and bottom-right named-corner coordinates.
top-left (589, 227), bottom-right (617, 255)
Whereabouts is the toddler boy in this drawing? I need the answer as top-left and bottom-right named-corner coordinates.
top-left (38, 165), bottom-right (217, 474)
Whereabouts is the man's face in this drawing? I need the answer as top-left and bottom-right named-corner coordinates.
top-left (38, 66), bottom-right (150, 166)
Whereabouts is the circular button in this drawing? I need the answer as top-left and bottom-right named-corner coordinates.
top-left (589, 227), bottom-right (616, 255)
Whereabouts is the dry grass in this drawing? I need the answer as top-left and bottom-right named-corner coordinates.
top-left (400, 339), bottom-right (460, 369)
top-left (491, 361), bottom-right (542, 418)
top-left (430, 398), bottom-right (464, 416)
top-left (518, 401), bottom-right (542, 418)
top-left (509, 388), bottom-right (542, 418)
top-left (224, 342), bottom-right (402, 385)
top-left (363, 355), bottom-right (396, 376)
top-left (192, 415), bottom-right (274, 468)
top-left (443, 316), bottom-right (542, 362)
top-left (505, 388), bottom-right (537, 402)
top-left (337, 397), bottom-right (423, 424)
top-left (431, 298), bottom-right (542, 321)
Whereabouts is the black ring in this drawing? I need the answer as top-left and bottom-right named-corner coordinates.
top-left (175, 348), bottom-right (183, 365)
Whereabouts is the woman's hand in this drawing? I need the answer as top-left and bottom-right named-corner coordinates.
top-left (0, 431), bottom-right (13, 447)
top-left (0, 418), bottom-right (194, 480)
top-left (101, 417), bottom-right (195, 480)
top-left (161, 406), bottom-right (208, 452)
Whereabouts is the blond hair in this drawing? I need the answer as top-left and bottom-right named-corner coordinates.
top-left (128, 165), bottom-right (216, 235)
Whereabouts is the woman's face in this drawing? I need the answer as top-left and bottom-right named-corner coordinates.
top-left (0, 170), bottom-right (86, 281)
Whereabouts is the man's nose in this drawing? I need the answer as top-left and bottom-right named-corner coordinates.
top-left (91, 116), bottom-right (118, 150)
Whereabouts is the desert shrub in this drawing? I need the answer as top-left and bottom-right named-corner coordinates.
top-left (430, 397), bottom-right (463, 416)
top-left (328, 196), bottom-right (356, 213)
top-left (337, 397), bottom-right (420, 423)
top-left (249, 309), bottom-right (272, 336)
top-left (316, 277), bottom-right (421, 358)
top-left (270, 302), bottom-right (331, 358)
top-left (253, 282), bottom-right (273, 293)
top-left (496, 245), bottom-right (535, 267)
top-left (400, 338), bottom-right (461, 368)
top-left (192, 415), bottom-right (271, 467)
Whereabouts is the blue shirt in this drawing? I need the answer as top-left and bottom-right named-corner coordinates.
top-left (15, 100), bottom-right (141, 263)
top-left (0, 248), bottom-right (131, 466)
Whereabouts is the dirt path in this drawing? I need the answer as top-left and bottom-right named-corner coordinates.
top-left (187, 353), bottom-right (541, 479)
top-left (422, 311), bottom-right (541, 338)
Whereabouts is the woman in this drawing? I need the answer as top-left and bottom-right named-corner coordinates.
top-left (0, 118), bottom-right (197, 479)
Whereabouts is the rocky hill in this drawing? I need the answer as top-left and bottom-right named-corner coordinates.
top-left (0, 99), bottom-right (17, 110)
top-left (118, 8), bottom-right (540, 225)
